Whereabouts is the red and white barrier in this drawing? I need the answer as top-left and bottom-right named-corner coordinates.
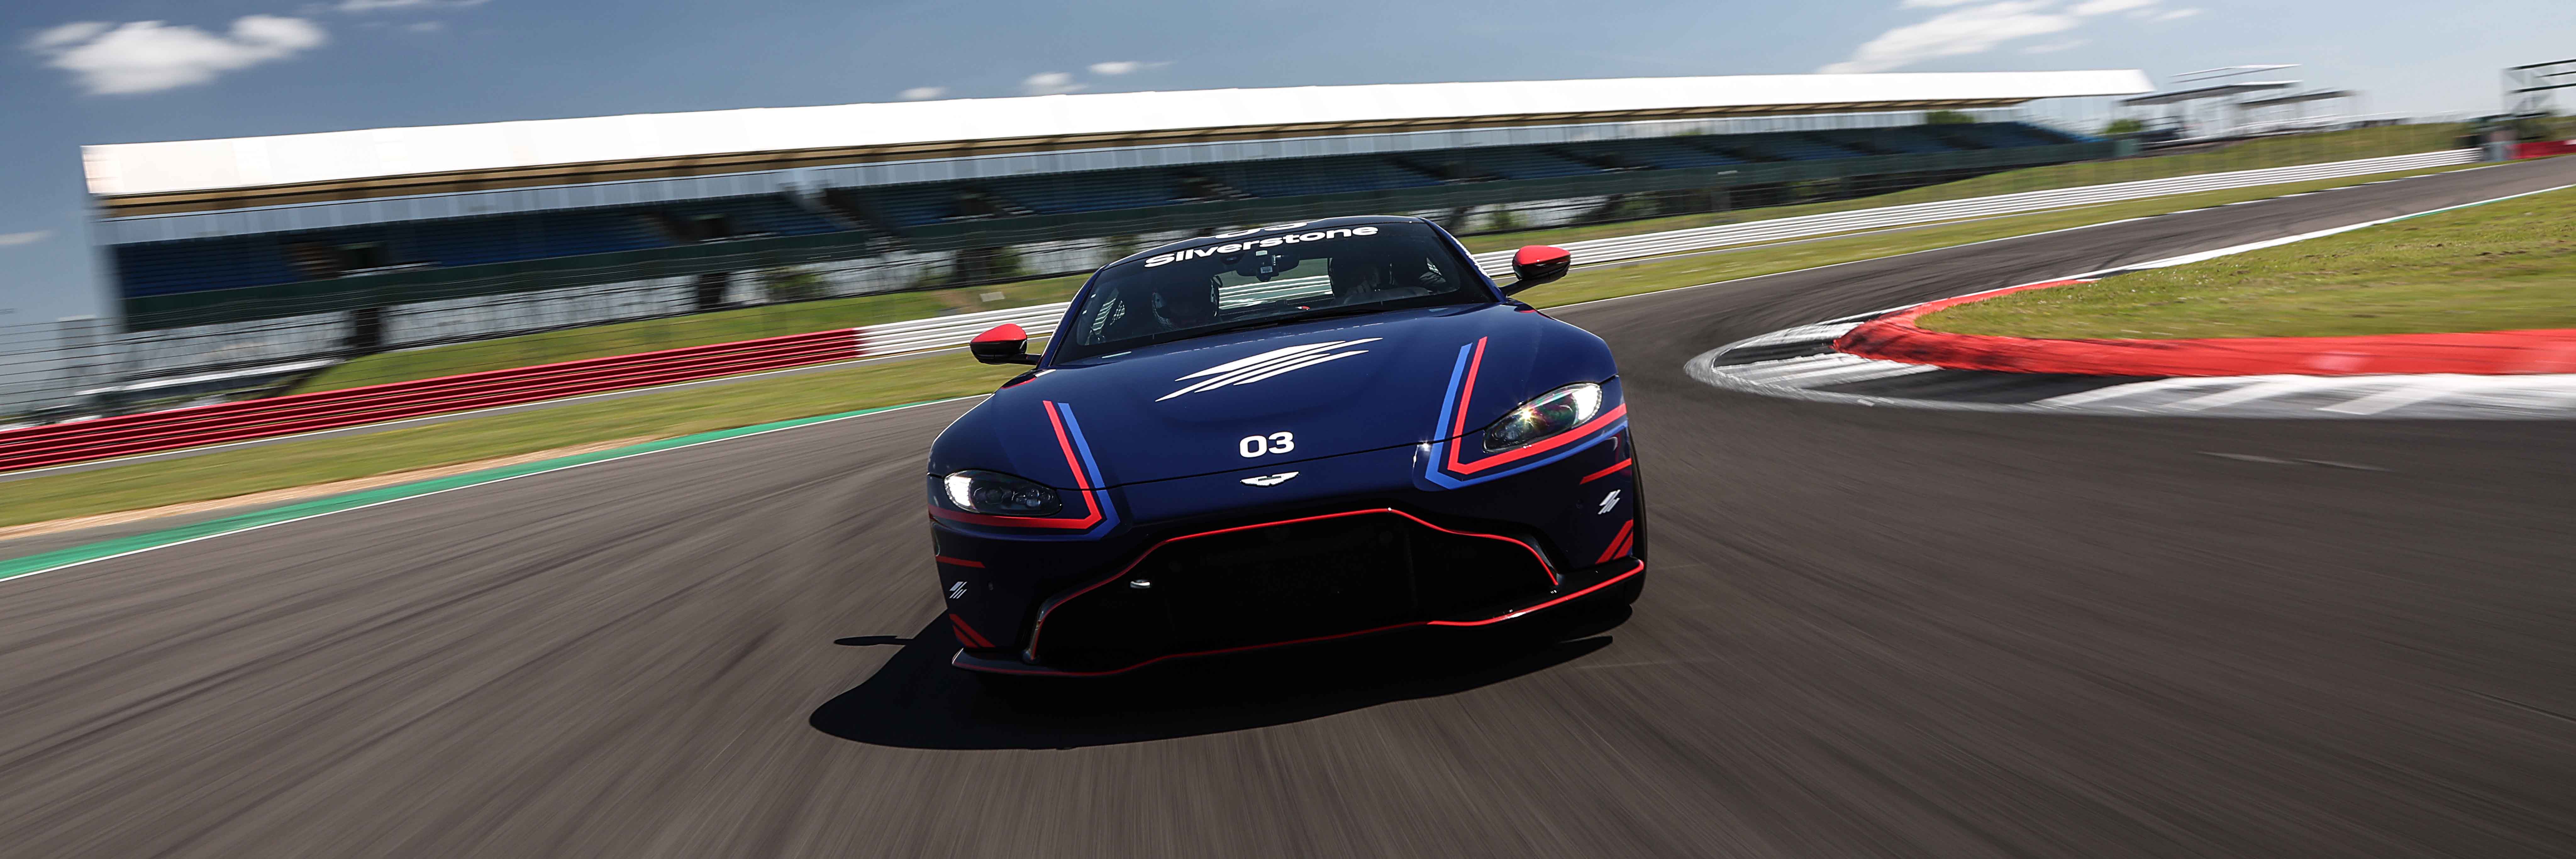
top-left (2515, 140), bottom-right (2576, 160)
top-left (1834, 280), bottom-right (2576, 377)
top-left (0, 328), bottom-right (865, 473)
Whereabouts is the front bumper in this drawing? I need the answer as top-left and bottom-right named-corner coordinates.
top-left (931, 427), bottom-right (1642, 676)
top-left (951, 557), bottom-right (1643, 677)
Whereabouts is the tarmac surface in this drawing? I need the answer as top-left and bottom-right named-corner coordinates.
top-left (4, 157), bottom-right (2574, 857)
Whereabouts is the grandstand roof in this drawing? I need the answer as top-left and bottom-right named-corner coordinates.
top-left (2120, 81), bottom-right (2297, 106)
top-left (2241, 89), bottom-right (2354, 108)
top-left (85, 70), bottom-right (2150, 216)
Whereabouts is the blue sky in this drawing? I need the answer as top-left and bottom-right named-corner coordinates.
top-left (3, 0), bottom-right (2570, 324)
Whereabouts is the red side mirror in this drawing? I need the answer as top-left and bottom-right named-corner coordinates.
top-left (969, 323), bottom-right (1039, 365)
top-left (1503, 245), bottom-right (1571, 295)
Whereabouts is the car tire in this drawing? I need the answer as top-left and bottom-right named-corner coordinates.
top-left (1625, 435), bottom-right (1648, 563)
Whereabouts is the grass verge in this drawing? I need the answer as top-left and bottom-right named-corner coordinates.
top-left (3, 354), bottom-right (1018, 529)
top-left (297, 128), bottom-right (2468, 393)
top-left (294, 273), bottom-right (1089, 393)
top-left (0, 162), bottom-right (2481, 531)
top-left (1922, 184), bottom-right (2576, 339)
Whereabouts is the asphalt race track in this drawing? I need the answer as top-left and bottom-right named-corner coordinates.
top-left (6, 158), bottom-right (2575, 858)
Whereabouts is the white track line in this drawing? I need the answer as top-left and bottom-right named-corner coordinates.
top-left (1, 394), bottom-right (992, 585)
top-left (2164, 375), bottom-right (2399, 412)
top-left (2031, 376), bottom-right (2252, 408)
top-left (2316, 376), bottom-right (2512, 416)
top-left (0, 338), bottom-right (1040, 480)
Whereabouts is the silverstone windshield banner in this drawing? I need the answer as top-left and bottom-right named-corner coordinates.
top-left (1143, 224), bottom-right (1380, 267)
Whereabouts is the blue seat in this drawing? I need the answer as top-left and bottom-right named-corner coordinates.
top-left (1733, 133), bottom-right (1862, 161)
top-left (1813, 128), bottom-right (1956, 154)
top-left (1943, 123), bottom-right (2088, 149)
top-left (985, 171), bottom-right (1180, 213)
top-left (1458, 147), bottom-right (1604, 180)
top-left (861, 184), bottom-right (966, 226)
top-left (113, 240), bottom-right (299, 296)
top-left (1207, 157), bottom-right (1442, 197)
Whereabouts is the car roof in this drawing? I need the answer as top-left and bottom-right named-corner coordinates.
top-left (1103, 215), bottom-right (1437, 269)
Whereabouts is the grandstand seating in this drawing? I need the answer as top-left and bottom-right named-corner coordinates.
top-left (1451, 148), bottom-right (1602, 180)
top-left (672, 195), bottom-right (841, 237)
top-left (1585, 139), bottom-right (1747, 169)
top-left (863, 184), bottom-right (967, 227)
top-left (1202, 156), bottom-right (1446, 197)
top-left (108, 123), bottom-right (2095, 297)
top-left (114, 237), bottom-right (304, 297)
top-left (1811, 128), bottom-right (1954, 154)
top-left (1942, 122), bottom-right (2090, 149)
top-left (985, 170), bottom-right (1181, 214)
top-left (1731, 132), bottom-right (1865, 161)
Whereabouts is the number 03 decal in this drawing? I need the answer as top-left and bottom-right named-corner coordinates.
top-left (1238, 432), bottom-right (1295, 458)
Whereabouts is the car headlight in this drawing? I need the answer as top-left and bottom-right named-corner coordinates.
top-left (1482, 383), bottom-right (1604, 452)
top-left (941, 469), bottom-right (1063, 516)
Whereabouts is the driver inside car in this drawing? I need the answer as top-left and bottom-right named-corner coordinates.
top-left (1092, 278), bottom-right (1219, 341)
top-left (1152, 280), bottom-right (1219, 330)
top-left (1327, 252), bottom-right (1439, 305)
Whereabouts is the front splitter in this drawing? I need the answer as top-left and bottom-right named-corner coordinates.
top-left (950, 558), bottom-right (1643, 678)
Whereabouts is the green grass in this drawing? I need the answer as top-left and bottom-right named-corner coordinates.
top-left (297, 127), bottom-right (2469, 394)
top-left (295, 274), bottom-right (1089, 393)
top-left (1923, 185), bottom-right (2576, 339)
top-left (1457, 125), bottom-right (2471, 254)
top-left (0, 162), bottom-right (2479, 530)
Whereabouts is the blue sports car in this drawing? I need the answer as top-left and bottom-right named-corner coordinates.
top-left (930, 215), bottom-right (1644, 678)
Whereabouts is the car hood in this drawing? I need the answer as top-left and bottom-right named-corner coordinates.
top-left (929, 304), bottom-right (1617, 488)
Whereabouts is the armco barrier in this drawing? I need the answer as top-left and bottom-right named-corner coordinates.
top-left (0, 148), bottom-right (2479, 474)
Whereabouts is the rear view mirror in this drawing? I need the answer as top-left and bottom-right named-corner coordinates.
top-left (1501, 245), bottom-right (1571, 295)
top-left (1233, 249), bottom-right (1291, 281)
top-left (969, 323), bottom-right (1040, 365)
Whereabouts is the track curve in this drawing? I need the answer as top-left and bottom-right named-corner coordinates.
top-left (7, 158), bottom-right (2576, 858)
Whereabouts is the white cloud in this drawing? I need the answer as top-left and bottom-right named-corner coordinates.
top-left (898, 86), bottom-right (947, 100)
top-left (2155, 7), bottom-right (2202, 19)
top-left (1820, 1), bottom-right (2076, 74)
top-left (1087, 60), bottom-right (1169, 76)
top-left (1898, 0), bottom-right (1984, 6)
top-left (329, 0), bottom-right (488, 12)
top-left (404, 21), bottom-right (445, 32)
top-left (2022, 38), bottom-right (2089, 53)
top-left (2069, 0), bottom-right (2154, 15)
top-left (0, 231), bottom-right (51, 247)
top-left (28, 22), bottom-right (112, 51)
top-left (26, 15), bottom-right (328, 95)
top-left (1021, 71), bottom-right (1085, 95)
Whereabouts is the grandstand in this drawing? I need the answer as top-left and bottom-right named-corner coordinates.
top-left (76, 71), bottom-right (2149, 390)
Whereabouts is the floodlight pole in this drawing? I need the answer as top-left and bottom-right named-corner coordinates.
top-left (2505, 58), bottom-right (2576, 117)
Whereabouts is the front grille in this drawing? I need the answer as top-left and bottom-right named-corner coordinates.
top-left (1033, 511), bottom-right (1553, 670)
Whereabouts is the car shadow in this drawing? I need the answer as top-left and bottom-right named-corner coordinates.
top-left (809, 606), bottom-right (1628, 750)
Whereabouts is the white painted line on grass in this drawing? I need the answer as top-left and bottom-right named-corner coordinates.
top-left (0, 395), bottom-right (990, 585)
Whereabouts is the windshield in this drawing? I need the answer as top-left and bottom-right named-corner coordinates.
top-left (1053, 221), bottom-right (1488, 362)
